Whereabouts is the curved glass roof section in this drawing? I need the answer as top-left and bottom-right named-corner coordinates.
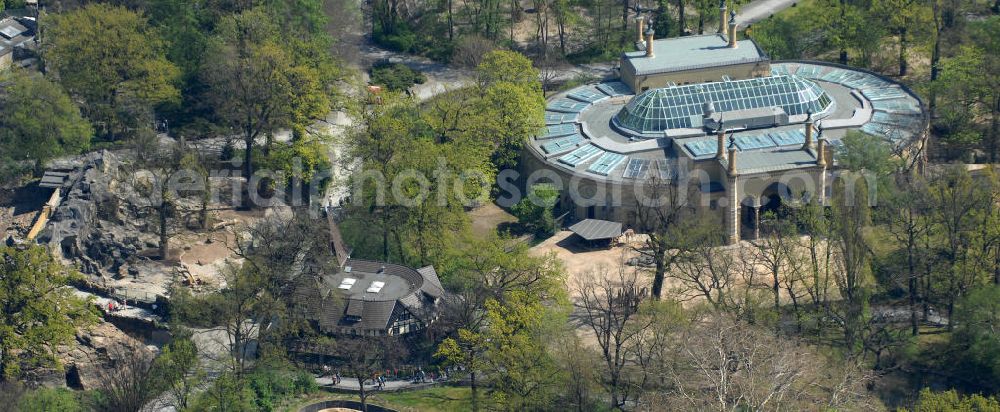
top-left (614, 75), bottom-right (833, 135)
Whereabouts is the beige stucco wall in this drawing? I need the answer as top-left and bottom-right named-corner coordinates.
top-left (519, 146), bottom-right (826, 240)
top-left (623, 60), bottom-right (772, 92)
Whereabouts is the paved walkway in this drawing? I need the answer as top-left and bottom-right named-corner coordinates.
top-left (735, 0), bottom-right (799, 25)
top-left (73, 289), bottom-right (162, 323)
top-left (317, 376), bottom-right (444, 392)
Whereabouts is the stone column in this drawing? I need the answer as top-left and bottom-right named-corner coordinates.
top-left (726, 146), bottom-right (740, 245)
top-left (753, 202), bottom-right (761, 240)
top-left (727, 175), bottom-right (740, 245)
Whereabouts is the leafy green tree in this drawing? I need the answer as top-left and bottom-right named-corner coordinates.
top-left (16, 387), bottom-right (83, 412)
top-left (836, 131), bottom-right (900, 177)
top-left (438, 293), bottom-right (564, 411)
top-left (907, 389), bottom-right (1000, 411)
top-left (947, 285), bottom-right (1000, 392)
top-left (471, 51), bottom-right (544, 169)
top-left (750, 14), bottom-right (819, 60)
top-left (190, 372), bottom-right (256, 411)
top-left (42, 4), bottom-right (180, 140)
top-left (829, 175), bottom-right (874, 354)
top-left (928, 166), bottom-right (997, 328)
top-left (476, 50), bottom-right (543, 96)
top-left (474, 81), bottom-right (545, 169)
top-left (0, 70), bottom-right (92, 175)
top-left (872, 0), bottom-right (932, 76)
top-left (202, 8), bottom-right (331, 184)
top-left (153, 335), bottom-right (203, 410)
top-left (369, 62), bottom-right (427, 92)
top-left (936, 23), bottom-right (1000, 162)
top-left (0, 246), bottom-right (98, 382)
top-left (511, 183), bottom-right (559, 236)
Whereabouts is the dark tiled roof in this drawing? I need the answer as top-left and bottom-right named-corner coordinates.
top-left (345, 299), bottom-right (363, 317)
top-left (360, 300), bottom-right (397, 330)
top-left (417, 266), bottom-right (444, 298)
top-left (292, 259), bottom-right (443, 334)
top-left (569, 219), bottom-right (623, 241)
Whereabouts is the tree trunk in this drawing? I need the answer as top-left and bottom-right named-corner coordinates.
top-left (448, 0), bottom-right (455, 41)
top-left (898, 29), bottom-right (908, 77)
top-left (382, 211), bottom-right (390, 261)
top-left (677, 0), bottom-right (686, 36)
top-left (471, 371), bottom-right (479, 412)
top-left (358, 377), bottom-right (368, 412)
top-left (159, 203), bottom-right (169, 260)
top-left (558, 17), bottom-right (566, 54)
top-left (908, 244), bottom-right (919, 336)
top-left (651, 250), bottom-right (666, 299)
top-left (621, 0), bottom-right (629, 46)
top-left (772, 269), bottom-right (780, 332)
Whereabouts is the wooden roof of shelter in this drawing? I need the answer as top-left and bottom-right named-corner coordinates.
top-left (38, 171), bottom-right (70, 189)
top-left (569, 219), bottom-right (623, 241)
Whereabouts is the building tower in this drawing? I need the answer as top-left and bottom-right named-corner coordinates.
top-left (715, 121), bottom-right (726, 161)
top-left (718, 0), bottom-right (728, 35)
top-left (636, 16), bottom-right (645, 44)
top-left (645, 26), bottom-right (655, 57)
top-left (802, 110), bottom-right (814, 151)
top-left (728, 10), bottom-right (738, 48)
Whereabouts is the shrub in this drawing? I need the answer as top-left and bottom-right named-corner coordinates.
top-left (17, 387), bottom-right (83, 412)
top-left (511, 183), bottom-right (560, 237)
top-left (369, 61), bottom-right (427, 92)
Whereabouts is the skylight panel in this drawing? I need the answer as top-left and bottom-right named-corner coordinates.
top-left (339, 278), bottom-right (357, 290)
top-left (587, 152), bottom-right (627, 176)
top-left (366, 281), bottom-right (386, 293)
top-left (622, 158), bottom-right (649, 179)
top-left (557, 144), bottom-right (602, 167)
top-left (541, 134), bottom-right (584, 154)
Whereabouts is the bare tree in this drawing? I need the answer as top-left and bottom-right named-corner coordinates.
top-left (93, 344), bottom-right (162, 412)
top-left (632, 173), bottom-right (703, 300)
top-left (339, 336), bottom-right (407, 412)
top-left (124, 137), bottom-right (204, 260)
top-left (883, 173), bottom-right (933, 336)
top-left (575, 256), bottom-right (653, 410)
top-left (668, 225), bottom-right (738, 308)
top-left (667, 314), bottom-right (810, 411)
top-left (751, 211), bottom-right (801, 333)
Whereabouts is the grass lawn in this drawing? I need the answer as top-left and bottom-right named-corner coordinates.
top-left (284, 386), bottom-right (474, 412)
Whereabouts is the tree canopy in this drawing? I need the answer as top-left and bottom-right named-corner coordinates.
top-left (0, 246), bottom-right (98, 382)
top-left (42, 4), bottom-right (180, 140)
top-left (0, 70), bottom-right (92, 174)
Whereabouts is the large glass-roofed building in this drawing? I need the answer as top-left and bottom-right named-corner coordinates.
top-left (613, 75), bottom-right (834, 135)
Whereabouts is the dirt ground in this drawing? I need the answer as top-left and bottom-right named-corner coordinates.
top-left (529, 230), bottom-right (652, 298)
top-left (467, 203), bottom-right (518, 238)
top-left (175, 208), bottom-right (261, 289)
top-left (0, 185), bottom-right (51, 239)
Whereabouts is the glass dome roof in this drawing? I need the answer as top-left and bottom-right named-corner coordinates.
top-left (613, 75), bottom-right (833, 135)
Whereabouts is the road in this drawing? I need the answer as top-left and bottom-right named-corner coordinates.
top-left (735, 0), bottom-right (800, 26)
